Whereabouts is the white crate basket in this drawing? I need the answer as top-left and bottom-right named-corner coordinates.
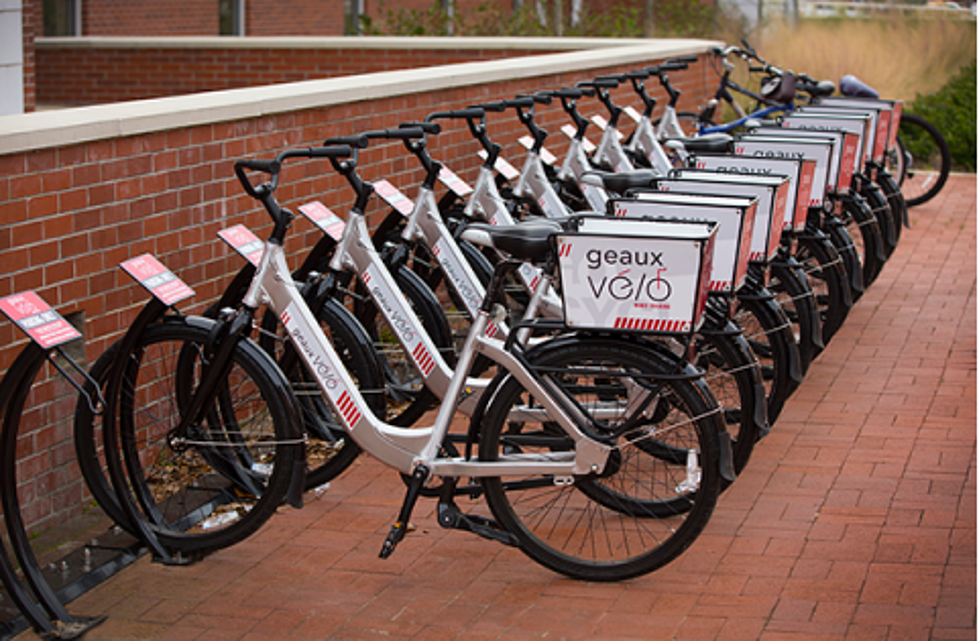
top-left (555, 218), bottom-right (716, 335)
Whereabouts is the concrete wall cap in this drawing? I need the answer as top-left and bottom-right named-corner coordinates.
top-left (4, 38), bottom-right (719, 154)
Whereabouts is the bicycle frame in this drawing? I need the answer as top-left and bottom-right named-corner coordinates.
top-left (592, 118), bottom-right (635, 173)
top-left (513, 148), bottom-right (569, 218)
top-left (556, 135), bottom-right (611, 211)
top-left (464, 162), bottom-right (565, 318)
top-left (625, 112), bottom-right (673, 175)
top-left (240, 226), bottom-right (610, 478)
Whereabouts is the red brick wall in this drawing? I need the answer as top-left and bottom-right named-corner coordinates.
top-left (246, 0), bottom-right (348, 36)
top-left (34, 45), bottom-right (550, 105)
top-left (84, 0), bottom-right (220, 35)
top-left (0, 52), bottom-right (711, 534)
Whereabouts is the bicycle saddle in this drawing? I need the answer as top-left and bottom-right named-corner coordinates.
top-left (460, 219), bottom-right (563, 262)
top-left (805, 80), bottom-right (836, 98)
top-left (580, 169), bottom-right (658, 194)
top-left (667, 133), bottom-right (734, 154)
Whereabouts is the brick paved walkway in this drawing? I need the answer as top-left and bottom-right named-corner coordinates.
top-left (21, 176), bottom-right (976, 640)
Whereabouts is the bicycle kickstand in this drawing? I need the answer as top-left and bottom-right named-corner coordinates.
top-left (379, 465), bottom-right (429, 559)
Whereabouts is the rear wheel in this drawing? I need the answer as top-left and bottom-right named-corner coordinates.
top-left (479, 337), bottom-right (722, 582)
top-left (840, 194), bottom-right (885, 287)
top-left (890, 113), bottom-right (951, 208)
top-left (795, 231), bottom-right (852, 344)
top-left (735, 282), bottom-right (799, 424)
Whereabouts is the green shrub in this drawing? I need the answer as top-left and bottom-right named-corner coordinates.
top-left (906, 59), bottom-right (976, 172)
top-left (365, 0), bottom-right (722, 38)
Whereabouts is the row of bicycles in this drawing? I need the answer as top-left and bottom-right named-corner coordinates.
top-left (0, 42), bottom-right (931, 637)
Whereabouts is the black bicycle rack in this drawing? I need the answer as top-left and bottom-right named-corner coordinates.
top-left (0, 275), bottom-right (198, 638)
top-left (0, 299), bottom-right (113, 639)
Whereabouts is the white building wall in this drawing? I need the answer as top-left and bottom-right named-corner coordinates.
top-left (0, 0), bottom-right (24, 116)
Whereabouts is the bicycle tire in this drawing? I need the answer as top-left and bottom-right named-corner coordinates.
top-left (823, 217), bottom-right (866, 302)
top-left (860, 180), bottom-right (897, 258)
top-left (478, 336), bottom-right (722, 582)
top-left (352, 263), bottom-right (454, 427)
top-left (875, 169), bottom-right (908, 239)
top-left (696, 310), bottom-right (768, 475)
top-left (194, 274), bottom-right (381, 491)
top-left (795, 229), bottom-right (852, 344)
top-left (267, 297), bottom-right (387, 489)
top-left (892, 113), bottom-right (951, 208)
top-left (113, 317), bottom-right (300, 554)
top-left (734, 282), bottom-right (799, 424)
top-left (768, 260), bottom-right (820, 374)
top-left (840, 193), bottom-right (885, 287)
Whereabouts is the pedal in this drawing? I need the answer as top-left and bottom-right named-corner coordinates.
top-left (379, 465), bottom-right (428, 559)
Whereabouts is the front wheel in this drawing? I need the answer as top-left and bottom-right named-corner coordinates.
top-left (478, 337), bottom-right (723, 582)
top-left (114, 318), bottom-right (301, 555)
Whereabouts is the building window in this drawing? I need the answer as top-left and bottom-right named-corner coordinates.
top-left (43, 0), bottom-right (80, 36)
top-left (345, 0), bottom-right (364, 35)
top-left (219, 0), bottom-right (245, 35)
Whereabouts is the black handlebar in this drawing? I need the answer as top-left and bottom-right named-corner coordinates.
top-left (234, 146), bottom-right (353, 199)
top-left (365, 127), bottom-right (427, 141)
top-left (322, 134), bottom-right (370, 148)
top-left (399, 121), bottom-right (441, 134)
top-left (233, 145), bottom-right (354, 238)
top-left (516, 93), bottom-right (552, 105)
top-left (476, 96), bottom-right (535, 112)
top-left (425, 108), bottom-right (485, 121)
top-left (545, 88), bottom-right (586, 99)
top-left (578, 78), bottom-right (619, 89)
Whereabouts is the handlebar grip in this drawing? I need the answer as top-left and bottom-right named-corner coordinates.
top-left (580, 78), bottom-right (619, 89)
top-left (531, 93), bottom-right (553, 105)
top-left (278, 146), bottom-right (353, 162)
top-left (235, 158), bottom-right (279, 174)
top-left (625, 69), bottom-right (650, 80)
top-left (475, 101), bottom-right (508, 112)
top-left (400, 121), bottom-right (441, 134)
top-left (669, 55), bottom-right (698, 64)
top-left (309, 145), bottom-right (353, 158)
top-left (426, 108), bottom-right (486, 121)
top-left (505, 96), bottom-right (536, 108)
top-left (596, 74), bottom-right (628, 83)
top-left (365, 127), bottom-right (426, 140)
top-left (322, 134), bottom-right (370, 148)
top-left (749, 66), bottom-right (766, 73)
top-left (547, 88), bottom-right (584, 99)
top-left (658, 62), bottom-right (688, 72)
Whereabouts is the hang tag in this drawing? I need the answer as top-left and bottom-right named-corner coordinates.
top-left (437, 167), bottom-right (473, 197)
top-left (373, 180), bottom-right (415, 216)
top-left (590, 115), bottom-right (625, 140)
top-left (0, 291), bottom-right (81, 349)
top-left (218, 225), bottom-right (264, 266)
top-left (561, 124), bottom-right (597, 153)
top-left (298, 201), bottom-right (346, 241)
top-left (120, 254), bottom-right (194, 306)
top-left (477, 150), bottom-right (520, 180)
top-left (518, 136), bottom-right (557, 166)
